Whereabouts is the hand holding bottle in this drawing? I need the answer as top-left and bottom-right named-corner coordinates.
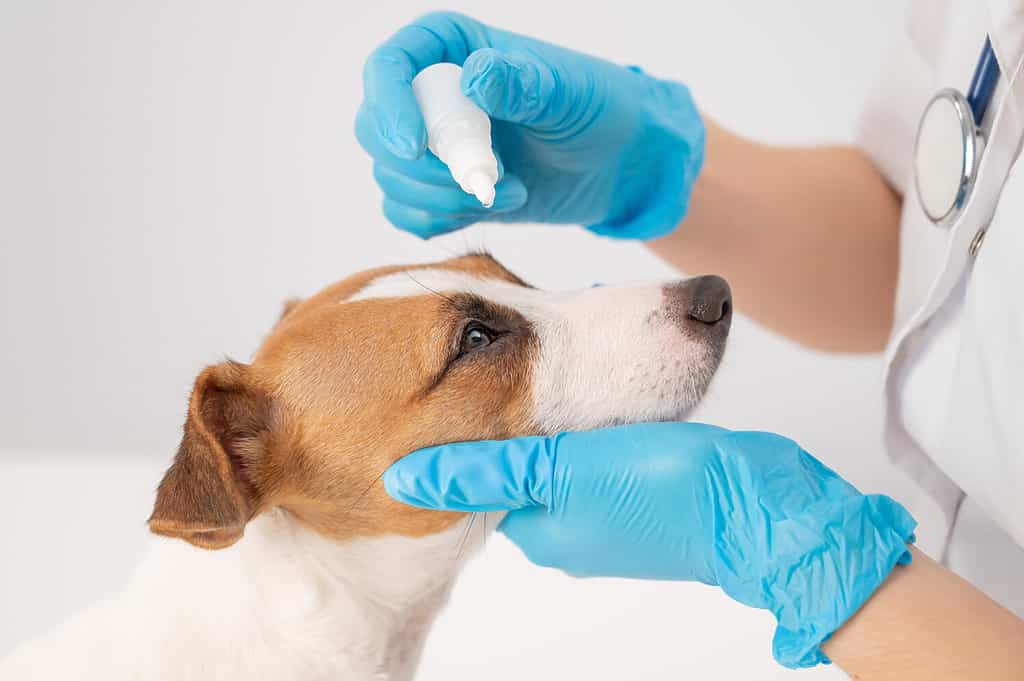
top-left (356, 11), bottom-right (706, 239)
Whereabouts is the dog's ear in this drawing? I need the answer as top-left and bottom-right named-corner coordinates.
top-left (149, 361), bottom-right (272, 550)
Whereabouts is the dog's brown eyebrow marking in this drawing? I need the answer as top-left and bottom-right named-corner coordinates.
top-left (417, 293), bottom-right (532, 397)
top-left (448, 293), bottom-right (505, 324)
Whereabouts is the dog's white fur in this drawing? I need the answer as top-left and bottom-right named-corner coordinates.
top-left (1, 510), bottom-right (488, 681)
top-left (1, 269), bottom-right (724, 681)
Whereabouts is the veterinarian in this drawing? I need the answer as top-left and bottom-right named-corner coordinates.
top-left (356, 7), bottom-right (1024, 678)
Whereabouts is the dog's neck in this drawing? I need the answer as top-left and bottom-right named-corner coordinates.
top-left (131, 509), bottom-right (472, 681)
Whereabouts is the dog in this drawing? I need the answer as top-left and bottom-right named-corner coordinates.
top-left (0, 253), bottom-right (732, 680)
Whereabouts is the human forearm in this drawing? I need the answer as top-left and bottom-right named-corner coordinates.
top-left (823, 546), bottom-right (1024, 680)
top-left (649, 120), bottom-right (902, 352)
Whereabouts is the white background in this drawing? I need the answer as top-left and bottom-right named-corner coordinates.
top-left (2, 1), bottom-right (916, 678)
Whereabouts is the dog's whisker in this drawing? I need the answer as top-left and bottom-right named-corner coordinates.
top-left (404, 271), bottom-right (459, 307)
top-left (453, 512), bottom-right (477, 564)
top-left (346, 468), bottom-right (387, 515)
top-left (452, 513), bottom-right (473, 558)
top-left (427, 235), bottom-right (461, 258)
top-left (476, 223), bottom-right (490, 257)
top-left (480, 511), bottom-right (487, 552)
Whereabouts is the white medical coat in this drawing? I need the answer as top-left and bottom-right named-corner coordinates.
top-left (859, 0), bottom-right (1024, 614)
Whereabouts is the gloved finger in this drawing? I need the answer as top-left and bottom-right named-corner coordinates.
top-left (461, 48), bottom-right (563, 127)
top-left (355, 103), bottom-right (462, 185)
top-left (382, 436), bottom-right (558, 511)
top-left (495, 506), bottom-right (581, 570)
top-left (361, 49), bottom-right (427, 160)
top-left (362, 12), bottom-right (489, 159)
top-left (374, 163), bottom-right (528, 215)
top-left (381, 198), bottom-right (476, 238)
top-left (499, 508), bottom-right (657, 579)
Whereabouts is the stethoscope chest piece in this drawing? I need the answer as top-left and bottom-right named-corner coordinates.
top-left (914, 37), bottom-right (1000, 226)
top-left (914, 89), bottom-right (980, 224)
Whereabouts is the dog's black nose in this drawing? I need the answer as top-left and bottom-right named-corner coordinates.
top-left (685, 275), bottom-right (732, 325)
top-left (661, 275), bottom-right (733, 332)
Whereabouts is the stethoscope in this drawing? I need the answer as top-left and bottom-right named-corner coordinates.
top-left (914, 37), bottom-right (1002, 225)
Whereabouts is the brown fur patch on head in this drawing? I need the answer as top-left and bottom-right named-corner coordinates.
top-left (152, 254), bottom-right (538, 547)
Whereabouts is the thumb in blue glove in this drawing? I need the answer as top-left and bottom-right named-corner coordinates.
top-left (383, 422), bottom-right (916, 668)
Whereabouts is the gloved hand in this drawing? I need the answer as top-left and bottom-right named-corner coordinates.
top-left (383, 422), bottom-right (916, 668)
top-left (356, 12), bottom-right (705, 240)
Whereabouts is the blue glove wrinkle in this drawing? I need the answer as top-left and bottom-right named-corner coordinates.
top-left (699, 432), bottom-right (916, 668)
top-left (504, 435), bottom-right (555, 509)
top-left (462, 49), bottom-right (552, 126)
top-left (767, 495), bottom-right (916, 667)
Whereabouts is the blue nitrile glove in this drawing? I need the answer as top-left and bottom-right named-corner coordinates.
top-left (355, 12), bottom-right (704, 240)
top-left (383, 422), bottom-right (916, 668)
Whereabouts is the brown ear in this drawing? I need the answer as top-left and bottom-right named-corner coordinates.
top-left (149, 361), bottom-right (272, 550)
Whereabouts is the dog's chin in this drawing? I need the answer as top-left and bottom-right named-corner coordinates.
top-left (649, 399), bottom-right (702, 425)
top-left (594, 382), bottom-right (717, 430)
top-left (655, 341), bottom-right (728, 423)
top-left (662, 404), bottom-right (699, 423)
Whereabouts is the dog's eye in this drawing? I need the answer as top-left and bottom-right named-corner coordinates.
top-left (459, 323), bottom-right (494, 355)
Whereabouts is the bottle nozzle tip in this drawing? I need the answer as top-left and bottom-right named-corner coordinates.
top-left (467, 172), bottom-right (496, 208)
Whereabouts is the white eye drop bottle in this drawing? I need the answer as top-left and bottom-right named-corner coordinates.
top-left (412, 63), bottom-right (498, 208)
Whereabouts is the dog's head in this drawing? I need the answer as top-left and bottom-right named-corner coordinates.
top-left (148, 254), bottom-right (731, 549)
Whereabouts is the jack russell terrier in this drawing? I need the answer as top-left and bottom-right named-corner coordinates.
top-left (0, 253), bottom-right (732, 681)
